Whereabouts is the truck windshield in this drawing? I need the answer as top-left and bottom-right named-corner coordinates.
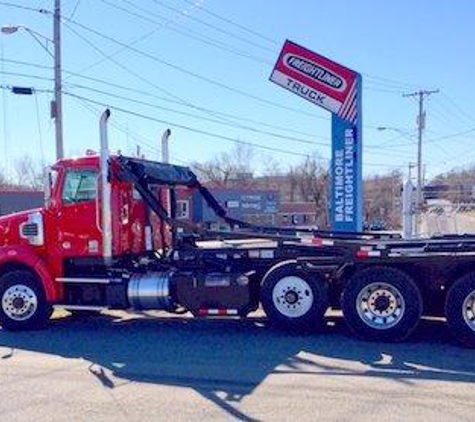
top-left (63, 170), bottom-right (98, 204)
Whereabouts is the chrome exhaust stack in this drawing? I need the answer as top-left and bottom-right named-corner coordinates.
top-left (99, 109), bottom-right (113, 265)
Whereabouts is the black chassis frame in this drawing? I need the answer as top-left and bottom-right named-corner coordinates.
top-left (106, 156), bottom-right (475, 316)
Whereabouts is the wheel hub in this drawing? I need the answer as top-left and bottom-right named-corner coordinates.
top-left (2, 284), bottom-right (38, 321)
top-left (357, 282), bottom-right (405, 329)
top-left (374, 295), bottom-right (391, 313)
top-left (272, 276), bottom-right (314, 318)
top-left (463, 290), bottom-right (475, 333)
top-left (284, 290), bottom-right (299, 305)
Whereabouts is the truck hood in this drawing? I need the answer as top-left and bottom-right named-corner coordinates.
top-left (0, 208), bottom-right (44, 247)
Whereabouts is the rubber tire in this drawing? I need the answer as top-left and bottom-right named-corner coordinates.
top-left (446, 273), bottom-right (475, 348)
top-left (341, 266), bottom-right (423, 342)
top-left (0, 270), bottom-right (52, 331)
top-left (261, 261), bottom-right (328, 333)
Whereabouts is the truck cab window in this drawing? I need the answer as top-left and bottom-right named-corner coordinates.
top-left (62, 170), bottom-right (98, 204)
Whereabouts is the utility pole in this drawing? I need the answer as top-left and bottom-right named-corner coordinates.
top-left (403, 89), bottom-right (439, 235)
top-left (53, 0), bottom-right (64, 159)
top-left (408, 162), bottom-right (416, 181)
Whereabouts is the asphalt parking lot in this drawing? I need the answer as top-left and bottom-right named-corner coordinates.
top-left (0, 311), bottom-right (474, 421)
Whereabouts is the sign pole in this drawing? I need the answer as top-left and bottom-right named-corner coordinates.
top-left (330, 75), bottom-right (363, 232)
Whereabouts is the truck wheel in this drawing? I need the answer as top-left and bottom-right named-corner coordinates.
top-left (446, 273), bottom-right (475, 348)
top-left (341, 267), bottom-right (422, 342)
top-left (0, 270), bottom-right (52, 331)
top-left (261, 261), bottom-right (328, 332)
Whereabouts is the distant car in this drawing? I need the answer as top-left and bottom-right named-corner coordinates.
top-left (369, 220), bottom-right (387, 231)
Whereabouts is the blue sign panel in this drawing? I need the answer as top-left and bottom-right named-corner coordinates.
top-left (192, 189), bottom-right (280, 224)
top-left (331, 76), bottom-right (363, 232)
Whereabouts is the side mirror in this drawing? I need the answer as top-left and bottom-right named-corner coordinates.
top-left (44, 167), bottom-right (58, 210)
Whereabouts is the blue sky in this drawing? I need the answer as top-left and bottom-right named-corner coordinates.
top-left (1, 0), bottom-right (475, 179)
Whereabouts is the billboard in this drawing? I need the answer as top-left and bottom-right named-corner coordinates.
top-left (270, 40), bottom-right (363, 232)
top-left (270, 40), bottom-right (359, 123)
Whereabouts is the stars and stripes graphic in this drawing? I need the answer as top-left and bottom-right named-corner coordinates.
top-left (338, 79), bottom-right (358, 124)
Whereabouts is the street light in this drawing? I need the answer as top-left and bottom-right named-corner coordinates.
top-left (1, 0), bottom-right (64, 160)
top-left (376, 126), bottom-right (416, 142)
top-left (1, 25), bottom-right (18, 35)
top-left (1, 25), bottom-right (53, 58)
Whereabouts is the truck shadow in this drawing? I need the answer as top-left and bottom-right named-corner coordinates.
top-left (0, 313), bottom-right (474, 421)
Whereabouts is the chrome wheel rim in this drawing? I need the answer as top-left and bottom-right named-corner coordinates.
top-left (2, 285), bottom-right (38, 321)
top-left (272, 276), bottom-right (313, 318)
top-left (356, 282), bottom-right (405, 330)
top-left (462, 290), bottom-right (475, 333)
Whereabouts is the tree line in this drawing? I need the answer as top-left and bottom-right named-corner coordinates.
top-left (3, 148), bottom-right (473, 230)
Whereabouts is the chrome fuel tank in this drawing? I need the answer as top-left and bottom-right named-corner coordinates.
top-left (128, 272), bottom-right (174, 311)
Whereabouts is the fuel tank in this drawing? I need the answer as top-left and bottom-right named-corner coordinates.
top-left (127, 271), bottom-right (253, 314)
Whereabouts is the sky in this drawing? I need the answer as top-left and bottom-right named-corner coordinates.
top-left (1, 0), bottom-right (475, 180)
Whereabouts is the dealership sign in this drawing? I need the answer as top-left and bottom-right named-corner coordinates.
top-left (270, 40), bottom-right (359, 123)
top-left (331, 115), bottom-right (362, 231)
top-left (270, 40), bottom-right (363, 232)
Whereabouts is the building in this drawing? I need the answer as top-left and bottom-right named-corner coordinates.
top-left (175, 187), bottom-right (280, 230)
top-left (0, 190), bottom-right (44, 216)
top-left (278, 202), bottom-right (318, 227)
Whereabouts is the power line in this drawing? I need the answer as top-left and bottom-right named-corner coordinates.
top-left (62, 17), bottom-right (321, 120)
top-left (62, 19), bottom-right (264, 135)
top-left (149, 0), bottom-right (275, 53)
top-left (0, 66), bottom-right (417, 159)
top-left (0, 65), bottom-right (424, 160)
top-left (98, 0), bottom-right (270, 65)
top-left (63, 91), bottom-right (415, 167)
top-left (68, 82), bottom-right (419, 158)
top-left (0, 1), bottom-right (45, 13)
top-left (432, 94), bottom-right (475, 128)
top-left (68, 0), bottom-right (81, 19)
top-left (1, 57), bottom-right (411, 139)
top-left (440, 91), bottom-right (475, 126)
top-left (69, 0), bottom-right (207, 80)
top-left (63, 91), bottom-right (314, 158)
top-left (93, 0), bottom-right (412, 93)
top-left (178, 0), bottom-right (278, 46)
top-left (0, 57), bottom-right (324, 139)
top-left (0, 0), bottom-right (422, 92)
top-left (177, 0), bottom-right (421, 91)
top-left (62, 17), bottom-right (408, 132)
top-left (426, 126), bottom-right (475, 144)
top-left (72, 94), bottom-right (160, 156)
top-left (0, 83), bottom-right (412, 169)
top-left (0, 69), bottom-right (53, 83)
top-left (65, 83), bottom-right (329, 147)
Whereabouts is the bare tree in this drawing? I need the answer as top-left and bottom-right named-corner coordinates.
top-left (430, 164), bottom-right (475, 203)
top-left (192, 144), bottom-right (255, 188)
top-left (13, 156), bottom-right (43, 190)
top-left (288, 156), bottom-right (330, 227)
top-left (364, 171), bottom-right (403, 229)
top-left (0, 168), bottom-right (9, 189)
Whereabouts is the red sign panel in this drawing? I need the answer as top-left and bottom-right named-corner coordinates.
top-left (270, 40), bottom-right (359, 123)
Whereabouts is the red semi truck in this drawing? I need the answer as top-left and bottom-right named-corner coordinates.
top-left (0, 110), bottom-right (474, 347)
